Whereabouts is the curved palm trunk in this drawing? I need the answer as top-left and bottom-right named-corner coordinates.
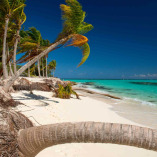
top-left (13, 29), bottom-right (20, 74)
top-left (4, 38), bottom-right (67, 92)
top-left (2, 18), bottom-right (9, 79)
top-left (18, 122), bottom-right (157, 157)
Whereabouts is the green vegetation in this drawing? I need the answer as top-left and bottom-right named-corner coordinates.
top-left (59, 0), bottom-right (93, 66)
top-left (48, 60), bottom-right (56, 77)
top-left (18, 27), bottom-right (51, 77)
top-left (55, 83), bottom-right (79, 99)
top-left (0, 0), bottom-right (93, 92)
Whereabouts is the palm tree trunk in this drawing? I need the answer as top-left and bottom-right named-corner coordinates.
top-left (28, 67), bottom-right (31, 77)
top-left (28, 65), bottom-right (30, 77)
top-left (3, 38), bottom-right (67, 92)
top-left (9, 60), bottom-right (14, 77)
top-left (17, 122), bottom-right (157, 157)
top-left (2, 18), bottom-right (9, 79)
top-left (13, 29), bottom-right (20, 74)
top-left (42, 58), bottom-right (45, 77)
top-left (46, 56), bottom-right (48, 77)
top-left (7, 44), bottom-right (14, 77)
top-left (34, 64), bottom-right (36, 75)
top-left (37, 59), bottom-right (41, 77)
top-left (53, 70), bottom-right (54, 77)
top-left (28, 52), bottom-right (30, 77)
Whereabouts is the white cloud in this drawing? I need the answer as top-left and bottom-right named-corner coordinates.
top-left (134, 74), bottom-right (157, 78)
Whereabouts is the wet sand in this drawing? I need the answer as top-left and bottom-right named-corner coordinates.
top-left (75, 88), bottom-right (157, 129)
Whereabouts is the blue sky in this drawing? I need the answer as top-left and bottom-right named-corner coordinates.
top-left (21, 0), bottom-right (157, 79)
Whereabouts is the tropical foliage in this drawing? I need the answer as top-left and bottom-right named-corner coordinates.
top-left (54, 83), bottom-right (79, 99)
top-left (0, 0), bottom-right (93, 92)
top-left (58, 0), bottom-right (93, 66)
top-left (0, 0), bottom-right (26, 78)
top-left (48, 60), bottom-right (56, 77)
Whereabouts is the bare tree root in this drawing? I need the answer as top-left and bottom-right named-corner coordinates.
top-left (0, 109), bottom-right (33, 156)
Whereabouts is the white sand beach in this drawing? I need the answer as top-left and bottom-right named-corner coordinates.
top-left (11, 89), bottom-right (157, 157)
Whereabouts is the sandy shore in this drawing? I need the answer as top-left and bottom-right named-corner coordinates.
top-left (11, 90), bottom-right (157, 157)
top-left (74, 88), bottom-right (157, 129)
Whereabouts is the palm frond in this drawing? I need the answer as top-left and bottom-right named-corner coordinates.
top-left (17, 51), bottom-right (29, 63)
top-left (19, 41), bottom-right (38, 53)
top-left (11, 4), bottom-right (26, 26)
top-left (12, 3), bottom-right (26, 14)
top-left (21, 11), bottom-right (26, 24)
top-left (66, 34), bottom-right (88, 47)
top-left (17, 50), bottom-right (39, 63)
top-left (55, 0), bottom-right (93, 67)
top-left (20, 42), bottom-right (38, 49)
top-left (26, 27), bottom-right (41, 44)
top-left (77, 22), bottom-right (93, 35)
top-left (65, 0), bottom-right (84, 31)
top-left (56, 0), bottom-right (88, 41)
top-left (78, 43), bottom-right (90, 67)
top-left (0, 0), bottom-right (10, 13)
top-left (20, 29), bottom-right (28, 38)
top-left (48, 60), bottom-right (56, 70)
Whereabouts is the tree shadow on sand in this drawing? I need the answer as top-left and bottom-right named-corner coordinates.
top-left (13, 93), bottom-right (59, 106)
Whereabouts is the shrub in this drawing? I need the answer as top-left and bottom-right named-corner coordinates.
top-left (55, 83), bottom-right (79, 99)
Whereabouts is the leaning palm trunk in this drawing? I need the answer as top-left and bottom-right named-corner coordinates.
top-left (2, 18), bottom-right (9, 79)
top-left (4, 38), bottom-right (67, 92)
top-left (18, 122), bottom-right (157, 157)
top-left (37, 59), bottom-right (41, 77)
top-left (13, 30), bottom-right (20, 74)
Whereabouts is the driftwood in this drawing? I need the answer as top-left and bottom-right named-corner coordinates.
top-left (0, 87), bottom-right (19, 108)
top-left (13, 82), bottom-right (52, 92)
top-left (13, 78), bottom-right (52, 92)
top-left (13, 78), bottom-right (73, 92)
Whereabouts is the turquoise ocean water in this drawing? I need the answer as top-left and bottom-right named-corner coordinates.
top-left (66, 79), bottom-right (157, 106)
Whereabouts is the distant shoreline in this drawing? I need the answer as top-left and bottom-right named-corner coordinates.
top-left (63, 78), bottom-right (157, 80)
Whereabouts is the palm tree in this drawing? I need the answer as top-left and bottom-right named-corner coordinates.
top-left (17, 122), bottom-right (157, 157)
top-left (45, 55), bottom-right (48, 77)
top-left (12, 5), bottom-right (26, 74)
top-left (41, 39), bottom-right (50, 77)
top-left (0, 0), bottom-right (26, 79)
top-left (48, 60), bottom-right (56, 77)
top-left (27, 27), bottom-right (42, 77)
top-left (41, 57), bottom-right (45, 77)
top-left (19, 29), bottom-right (33, 77)
top-left (3, 0), bottom-right (93, 91)
top-left (6, 43), bottom-right (14, 76)
top-left (18, 27), bottom-right (43, 77)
